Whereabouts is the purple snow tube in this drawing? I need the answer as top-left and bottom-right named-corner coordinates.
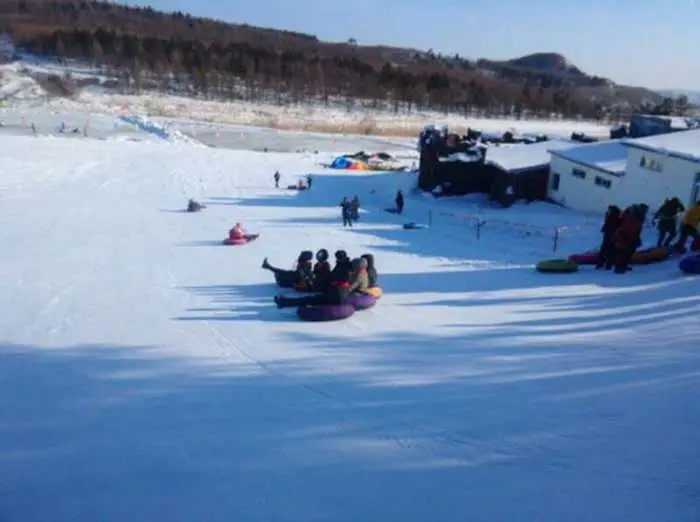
top-left (346, 292), bottom-right (378, 310)
top-left (297, 304), bottom-right (356, 322)
top-left (679, 254), bottom-right (700, 275)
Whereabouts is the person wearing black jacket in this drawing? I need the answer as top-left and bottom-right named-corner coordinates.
top-left (596, 205), bottom-right (621, 270)
top-left (395, 190), bottom-right (404, 214)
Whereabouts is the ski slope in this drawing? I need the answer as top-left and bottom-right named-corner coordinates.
top-left (1, 134), bottom-right (699, 522)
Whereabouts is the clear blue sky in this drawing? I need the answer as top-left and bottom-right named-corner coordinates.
top-left (123, 0), bottom-right (699, 91)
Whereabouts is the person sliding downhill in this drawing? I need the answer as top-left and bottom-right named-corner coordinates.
top-left (229, 223), bottom-right (246, 241)
top-left (361, 253), bottom-right (378, 288)
top-left (274, 257), bottom-right (368, 309)
top-left (262, 251), bottom-right (314, 288)
top-left (187, 198), bottom-right (203, 212)
top-left (313, 249), bottom-right (332, 291)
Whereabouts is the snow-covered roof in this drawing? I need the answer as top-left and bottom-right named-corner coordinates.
top-left (549, 140), bottom-right (629, 176)
top-left (486, 138), bottom-right (576, 173)
top-left (621, 128), bottom-right (700, 164)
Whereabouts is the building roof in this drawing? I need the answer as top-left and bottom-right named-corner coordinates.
top-left (549, 139), bottom-right (629, 176)
top-left (620, 128), bottom-right (700, 164)
top-left (486, 138), bottom-right (576, 174)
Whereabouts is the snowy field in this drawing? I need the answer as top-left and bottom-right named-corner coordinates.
top-left (1, 120), bottom-right (699, 522)
top-left (2, 59), bottom-right (612, 138)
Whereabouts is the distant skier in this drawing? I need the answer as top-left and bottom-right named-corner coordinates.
top-left (273, 170), bottom-right (280, 188)
top-left (395, 190), bottom-right (404, 215)
top-left (307, 174), bottom-right (312, 190)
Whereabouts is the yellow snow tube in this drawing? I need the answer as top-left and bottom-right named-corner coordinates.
top-left (365, 286), bottom-right (383, 298)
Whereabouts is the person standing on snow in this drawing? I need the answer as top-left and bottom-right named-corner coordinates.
top-left (652, 197), bottom-right (684, 247)
top-left (340, 197), bottom-right (352, 227)
top-left (273, 171), bottom-right (280, 188)
top-left (350, 196), bottom-right (360, 222)
top-left (674, 200), bottom-right (700, 253)
top-left (595, 205), bottom-right (621, 270)
top-left (395, 190), bottom-right (404, 215)
top-left (306, 174), bottom-right (312, 190)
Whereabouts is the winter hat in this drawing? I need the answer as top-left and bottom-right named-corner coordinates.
top-left (335, 249), bottom-right (348, 261)
top-left (351, 257), bottom-right (368, 270)
top-left (316, 248), bottom-right (329, 262)
top-left (298, 250), bottom-right (314, 263)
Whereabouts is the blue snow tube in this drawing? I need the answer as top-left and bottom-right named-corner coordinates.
top-left (679, 254), bottom-right (700, 275)
top-left (297, 304), bottom-right (356, 322)
top-left (346, 292), bottom-right (377, 310)
top-left (403, 222), bottom-right (427, 230)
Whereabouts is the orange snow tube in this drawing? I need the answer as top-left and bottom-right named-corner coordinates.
top-left (630, 247), bottom-right (670, 265)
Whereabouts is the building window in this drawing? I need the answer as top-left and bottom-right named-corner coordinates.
top-left (551, 173), bottom-right (561, 191)
top-left (594, 176), bottom-right (611, 189)
top-left (640, 155), bottom-right (663, 172)
top-left (572, 167), bottom-right (586, 179)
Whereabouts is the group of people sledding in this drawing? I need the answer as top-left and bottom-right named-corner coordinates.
top-left (597, 198), bottom-right (700, 274)
top-left (262, 249), bottom-right (378, 308)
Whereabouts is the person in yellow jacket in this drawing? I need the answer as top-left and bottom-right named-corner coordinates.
top-left (674, 201), bottom-right (700, 253)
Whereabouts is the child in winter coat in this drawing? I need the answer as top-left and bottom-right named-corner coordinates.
top-left (361, 253), bottom-right (378, 287)
top-left (229, 223), bottom-right (245, 240)
top-left (674, 201), bottom-right (700, 253)
top-left (596, 205), bottom-right (621, 270)
top-left (350, 196), bottom-right (360, 221)
top-left (340, 197), bottom-right (352, 227)
top-left (313, 249), bottom-right (332, 291)
top-left (652, 197), bottom-right (685, 247)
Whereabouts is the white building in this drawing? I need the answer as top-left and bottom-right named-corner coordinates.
top-left (0, 32), bottom-right (15, 60)
top-left (548, 130), bottom-right (700, 214)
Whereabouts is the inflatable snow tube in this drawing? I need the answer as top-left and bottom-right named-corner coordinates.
top-left (222, 233), bottom-right (259, 245)
top-left (536, 259), bottom-right (579, 274)
top-left (274, 271), bottom-right (298, 288)
top-left (679, 254), bottom-right (700, 275)
top-left (287, 185), bottom-right (307, 191)
top-left (403, 222), bottom-right (427, 230)
top-left (346, 292), bottom-right (377, 310)
top-left (631, 247), bottom-right (670, 265)
top-left (385, 208), bottom-right (399, 214)
top-left (223, 237), bottom-right (247, 245)
top-left (567, 252), bottom-right (598, 265)
top-left (692, 237), bottom-right (700, 252)
top-left (365, 286), bottom-right (383, 298)
top-left (297, 304), bottom-right (356, 322)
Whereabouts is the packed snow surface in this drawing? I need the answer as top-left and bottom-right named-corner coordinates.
top-left (0, 131), bottom-right (699, 522)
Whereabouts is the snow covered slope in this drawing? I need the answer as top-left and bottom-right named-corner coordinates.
top-left (0, 134), bottom-right (698, 522)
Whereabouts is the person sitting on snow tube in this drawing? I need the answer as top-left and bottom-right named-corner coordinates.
top-left (187, 198), bottom-right (203, 212)
top-left (274, 258), bottom-right (366, 309)
top-left (350, 257), bottom-right (370, 293)
top-left (229, 222), bottom-right (246, 241)
top-left (313, 249), bottom-right (332, 291)
top-left (361, 253), bottom-right (378, 288)
top-left (262, 251), bottom-right (314, 289)
top-left (332, 249), bottom-right (352, 275)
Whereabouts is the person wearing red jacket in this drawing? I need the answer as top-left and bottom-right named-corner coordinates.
top-left (612, 204), bottom-right (647, 273)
